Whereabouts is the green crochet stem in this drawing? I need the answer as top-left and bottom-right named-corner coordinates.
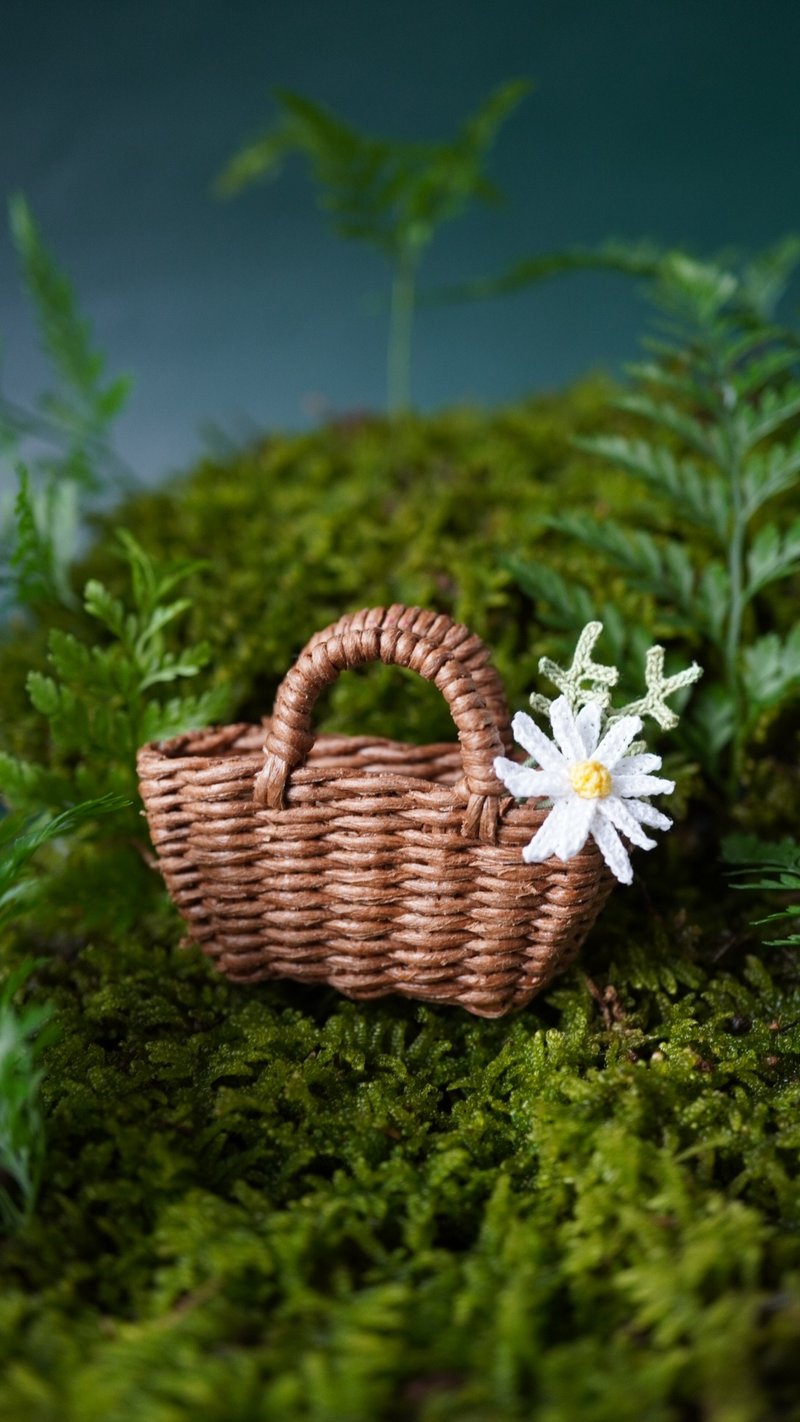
top-left (530, 621), bottom-right (703, 732)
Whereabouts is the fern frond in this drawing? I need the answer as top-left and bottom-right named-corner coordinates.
top-left (622, 360), bottom-right (718, 410)
top-left (215, 81), bottom-right (529, 261)
top-left (744, 519), bottom-right (800, 601)
top-left (8, 195), bottom-right (131, 465)
top-left (138, 687), bottom-right (231, 743)
top-left (742, 435), bottom-right (800, 518)
top-left (722, 832), bottom-right (800, 946)
top-left (736, 381), bottom-right (800, 451)
top-left (8, 466), bottom-right (56, 606)
top-left (683, 684), bottom-right (736, 761)
top-left (743, 626), bottom-right (800, 709)
top-left (737, 234), bottom-right (800, 323)
top-left (575, 435), bottom-right (730, 539)
top-left (611, 393), bottom-right (719, 461)
top-left (730, 345), bottom-right (800, 400)
top-left (0, 796), bottom-right (128, 931)
top-left (0, 755), bottom-right (67, 816)
top-left (546, 514), bottom-right (723, 633)
top-left (501, 555), bottom-right (597, 630)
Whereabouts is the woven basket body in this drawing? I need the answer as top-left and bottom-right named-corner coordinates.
top-left (138, 606), bottom-right (614, 1017)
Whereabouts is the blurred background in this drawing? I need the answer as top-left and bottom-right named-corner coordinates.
top-left (2, 0), bottom-right (800, 486)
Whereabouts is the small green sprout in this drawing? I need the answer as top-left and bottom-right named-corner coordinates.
top-left (214, 81), bottom-right (530, 413)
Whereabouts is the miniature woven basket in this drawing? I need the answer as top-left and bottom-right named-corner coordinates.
top-left (137, 605), bottom-right (615, 1017)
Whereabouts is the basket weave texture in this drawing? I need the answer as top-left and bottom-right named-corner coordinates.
top-left (137, 605), bottom-right (615, 1017)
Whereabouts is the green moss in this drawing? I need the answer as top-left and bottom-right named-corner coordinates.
top-left (1, 925), bottom-right (799, 1421)
top-left (73, 380), bottom-right (652, 746)
top-left (1, 382), bottom-right (800, 1420)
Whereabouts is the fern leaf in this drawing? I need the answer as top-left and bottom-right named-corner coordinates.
top-left (611, 393), bottom-right (719, 461)
top-left (738, 234), bottom-right (800, 322)
top-left (83, 579), bottom-right (127, 637)
top-left (731, 345), bottom-right (800, 400)
top-left (8, 466), bottom-right (55, 606)
top-left (743, 626), bottom-right (800, 708)
top-left (547, 514), bottom-right (662, 582)
top-left (744, 519), bottom-right (800, 601)
top-left (8, 195), bottom-right (130, 470)
top-left (722, 831), bottom-right (800, 945)
top-left (0, 756), bottom-right (65, 814)
top-left (45, 634), bottom-right (120, 709)
top-left (26, 673), bottom-right (61, 719)
top-left (622, 360), bottom-right (717, 410)
top-left (138, 643), bottom-right (213, 691)
top-left (213, 128), bottom-right (296, 196)
top-left (9, 195), bottom-right (100, 407)
top-left (737, 381), bottom-right (800, 450)
top-left (742, 434), bottom-right (800, 518)
top-left (502, 555), bottom-right (597, 630)
top-left (695, 563), bottom-right (730, 645)
top-left (684, 684), bottom-right (736, 759)
top-left (575, 434), bottom-right (730, 538)
top-left (722, 833), bottom-right (800, 874)
top-left (138, 688), bottom-right (231, 744)
top-left (0, 796), bottom-right (128, 933)
top-left (135, 598), bottom-right (195, 653)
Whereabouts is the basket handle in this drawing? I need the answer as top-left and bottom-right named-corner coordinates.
top-left (301, 604), bottom-right (513, 751)
top-left (254, 605), bottom-right (510, 841)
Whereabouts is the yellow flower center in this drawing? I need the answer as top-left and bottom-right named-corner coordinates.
top-left (569, 759), bottom-right (612, 800)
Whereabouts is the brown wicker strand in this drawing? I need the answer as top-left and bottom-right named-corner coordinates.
top-left (255, 609), bottom-right (507, 841)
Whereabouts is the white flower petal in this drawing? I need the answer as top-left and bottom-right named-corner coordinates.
top-left (590, 815), bottom-right (634, 885)
top-left (549, 696), bottom-right (586, 762)
top-left (612, 772), bottom-right (675, 798)
top-left (576, 701), bottom-right (602, 755)
top-left (553, 797), bottom-right (596, 860)
top-left (511, 710), bottom-right (567, 773)
top-left (593, 714), bottom-right (644, 770)
top-left (522, 800), bottom-right (572, 863)
top-left (493, 757), bottom-right (566, 800)
top-left (624, 799), bottom-right (673, 833)
top-left (598, 796), bottom-right (657, 851)
top-left (617, 752), bottom-right (662, 776)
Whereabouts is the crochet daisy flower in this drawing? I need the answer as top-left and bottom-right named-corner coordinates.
top-left (493, 696), bottom-right (675, 885)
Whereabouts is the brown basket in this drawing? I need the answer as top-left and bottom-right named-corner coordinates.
top-left (137, 605), bottom-right (615, 1017)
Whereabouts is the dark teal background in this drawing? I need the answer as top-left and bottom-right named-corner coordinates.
top-left (2, 0), bottom-right (799, 484)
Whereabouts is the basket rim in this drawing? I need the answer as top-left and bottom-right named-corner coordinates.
top-left (136, 719), bottom-right (615, 870)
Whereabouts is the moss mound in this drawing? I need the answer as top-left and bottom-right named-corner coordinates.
top-left (2, 383), bottom-right (800, 1420)
top-left (76, 380), bottom-right (647, 744)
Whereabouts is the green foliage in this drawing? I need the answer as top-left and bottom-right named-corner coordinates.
top-left (1, 532), bottom-right (231, 933)
top-left (0, 960), bottom-right (58, 1234)
top-left (215, 82), bottom-right (530, 411)
top-left (426, 234), bottom-right (666, 306)
top-left (1, 531), bottom-right (231, 817)
top-left (1, 195), bottom-right (132, 611)
top-left (1, 385), bottom-right (799, 1417)
top-left (723, 835), bottom-right (800, 946)
top-left (0, 798), bottom-right (128, 933)
top-left (439, 231), bottom-right (800, 326)
top-left (509, 251), bottom-right (800, 791)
